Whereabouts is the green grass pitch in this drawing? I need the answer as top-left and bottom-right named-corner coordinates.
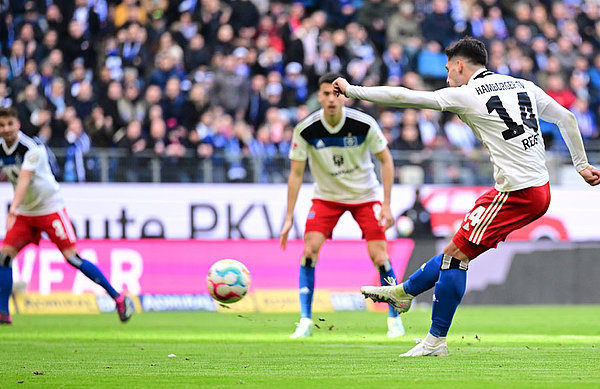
top-left (1, 306), bottom-right (599, 388)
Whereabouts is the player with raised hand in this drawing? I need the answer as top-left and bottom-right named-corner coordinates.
top-left (280, 73), bottom-right (405, 339)
top-left (0, 107), bottom-right (134, 325)
top-left (332, 37), bottom-right (600, 356)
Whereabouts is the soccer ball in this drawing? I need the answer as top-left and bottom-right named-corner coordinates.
top-left (206, 259), bottom-right (251, 304)
top-left (396, 215), bottom-right (415, 237)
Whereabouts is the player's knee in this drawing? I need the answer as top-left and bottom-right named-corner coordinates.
top-left (443, 242), bottom-right (471, 262)
top-left (65, 253), bottom-right (83, 268)
top-left (0, 252), bottom-right (13, 267)
top-left (371, 254), bottom-right (389, 269)
top-left (440, 254), bottom-right (469, 271)
top-left (301, 255), bottom-right (317, 267)
top-left (376, 258), bottom-right (392, 273)
top-left (302, 245), bottom-right (320, 260)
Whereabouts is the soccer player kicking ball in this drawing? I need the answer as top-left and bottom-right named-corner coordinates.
top-left (332, 37), bottom-right (600, 356)
top-left (280, 73), bottom-right (405, 339)
top-left (0, 107), bottom-right (134, 325)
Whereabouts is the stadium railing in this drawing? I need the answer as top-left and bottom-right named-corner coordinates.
top-left (49, 148), bottom-right (600, 185)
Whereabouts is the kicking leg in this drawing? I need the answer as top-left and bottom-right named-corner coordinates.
top-left (361, 253), bottom-right (443, 303)
top-left (62, 248), bottom-right (133, 322)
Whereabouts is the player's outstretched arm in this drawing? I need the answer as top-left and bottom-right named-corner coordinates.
top-left (532, 83), bottom-right (597, 185)
top-left (332, 77), bottom-right (443, 110)
top-left (280, 160), bottom-right (306, 250)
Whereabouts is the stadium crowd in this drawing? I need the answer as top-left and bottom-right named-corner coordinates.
top-left (1, 0), bottom-right (599, 183)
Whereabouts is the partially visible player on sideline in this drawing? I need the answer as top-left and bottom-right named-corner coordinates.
top-left (333, 37), bottom-right (600, 356)
top-left (279, 73), bottom-right (405, 338)
top-left (0, 107), bottom-right (134, 324)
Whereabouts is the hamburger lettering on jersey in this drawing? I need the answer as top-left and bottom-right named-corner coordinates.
top-left (432, 69), bottom-right (551, 192)
top-left (0, 132), bottom-right (64, 215)
top-left (289, 107), bottom-right (388, 203)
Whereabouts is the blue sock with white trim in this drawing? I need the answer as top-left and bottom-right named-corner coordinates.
top-left (402, 254), bottom-right (443, 296)
top-left (429, 257), bottom-right (467, 337)
top-left (299, 258), bottom-right (315, 319)
top-left (378, 259), bottom-right (399, 318)
top-left (68, 254), bottom-right (120, 299)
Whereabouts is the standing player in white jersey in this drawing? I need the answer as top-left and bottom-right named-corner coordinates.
top-left (0, 107), bottom-right (134, 325)
top-left (333, 37), bottom-right (600, 356)
top-left (279, 73), bottom-right (405, 339)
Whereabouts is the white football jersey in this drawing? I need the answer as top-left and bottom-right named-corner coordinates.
top-left (289, 107), bottom-right (388, 203)
top-left (432, 69), bottom-right (550, 191)
top-left (0, 132), bottom-right (64, 215)
top-left (347, 69), bottom-right (589, 192)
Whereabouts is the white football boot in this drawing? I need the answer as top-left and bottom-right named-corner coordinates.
top-left (290, 318), bottom-right (313, 339)
top-left (361, 283), bottom-right (414, 313)
top-left (400, 333), bottom-right (449, 357)
top-left (386, 316), bottom-right (406, 338)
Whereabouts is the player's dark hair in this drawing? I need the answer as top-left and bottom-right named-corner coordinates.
top-left (0, 107), bottom-right (18, 118)
top-left (445, 37), bottom-right (488, 66)
top-left (318, 72), bottom-right (342, 86)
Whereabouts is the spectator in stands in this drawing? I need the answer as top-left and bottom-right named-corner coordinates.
top-left (114, 120), bottom-right (146, 182)
top-left (72, 80), bottom-right (94, 120)
top-left (119, 22), bottom-right (150, 75)
top-left (249, 124), bottom-right (279, 183)
top-left (63, 117), bottom-right (90, 182)
top-left (184, 34), bottom-right (211, 73)
top-left (113, 0), bottom-right (147, 29)
top-left (357, 0), bottom-right (394, 54)
top-left (283, 62), bottom-right (308, 107)
top-left (245, 74), bottom-right (268, 129)
top-left (148, 53), bottom-right (183, 90)
top-left (6, 39), bottom-right (26, 80)
top-left (547, 74), bottom-right (576, 109)
top-left (417, 41), bottom-right (448, 89)
top-left (61, 21), bottom-right (95, 69)
top-left (211, 54), bottom-right (250, 118)
top-left (84, 105), bottom-right (113, 148)
top-left (181, 82), bottom-right (208, 131)
top-left (444, 113), bottom-right (480, 154)
top-left (16, 83), bottom-right (47, 136)
top-left (160, 76), bottom-right (185, 125)
top-left (118, 81), bottom-right (145, 125)
top-left (570, 98), bottom-right (598, 141)
top-left (391, 110), bottom-right (424, 151)
top-left (46, 78), bottom-right (69, 119)
top-left (311, 41), bottom-right (343, 86)
top-left (421, 0), bottom-right (457, 47)
top-left (0, 81), bottom-right (12, 108)
top-left (381, 42), bottom-right (407, 85)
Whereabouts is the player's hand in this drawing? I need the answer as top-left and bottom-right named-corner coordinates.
top-left (6, 209), bottom-right (17, 231)
top-left (380, 204), bottom-right (394, 230)
top-left (332, 77), bottom-right (350, 97)
top-left (579, 165), bottom-right (600, 186)
top-left (279, 218), bottom-right (293, 250)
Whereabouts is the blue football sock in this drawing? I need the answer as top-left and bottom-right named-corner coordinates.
top-left (0, 266), bottom-right (13, 314)
top-left (402, 254), bottom-right (443, 297)
top-left (378, 260), bottom-right (399, 318)
top-left (299, 264), bottom-right (315, 319)
top-left (68, 254), bottom-right (120, 299)
top-left (430, 267), bottom-right (467, 338)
